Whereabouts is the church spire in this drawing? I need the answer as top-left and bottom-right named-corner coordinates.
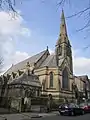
top-left (55, 10), bottom-right (73, 74)
top-left (60, 9), bottom-right (67, 36)
top-left (56, 9), bottom-right (68, 46)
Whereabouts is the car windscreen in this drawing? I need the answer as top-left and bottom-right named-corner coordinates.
top-left (88, 102), bottom-right (90, 105)
top-left (68, 103), bottom-right (76, 108)
top-left (79, 103), bottom-right (87, 107)
top-left (61, 104), bottom-right (68, 108)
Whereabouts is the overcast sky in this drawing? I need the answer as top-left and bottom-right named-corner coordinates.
top-left (0, 0), bottom-right (90, 78)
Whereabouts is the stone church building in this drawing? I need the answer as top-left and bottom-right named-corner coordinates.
top-left (0, 10), bottom-right (90, 104)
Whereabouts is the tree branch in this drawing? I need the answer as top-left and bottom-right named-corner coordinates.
top-left (0, 57), bottom-right (3, 73)
top-left (82, 44), bottom-right (90, 50)
top-left (0, 0), bottom-right (17, 12)
top-left (76, 19), bottom-right (90, 32)
top-left (66, 7), bottom-right (90, 18)
top-left (56, 0), bottom-right (66, 8)
top-left (57, 0), bottom-right (65, 6)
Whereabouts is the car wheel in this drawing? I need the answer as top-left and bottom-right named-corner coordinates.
top-left (82, 110), bottom-right (85, 115)
top-left (71, 111), bottom-right (74, 116)
top-left (60, 112), bottom-right (63, 116)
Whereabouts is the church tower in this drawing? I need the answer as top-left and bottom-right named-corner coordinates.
top-left (55, 10), bottom-right (73, 74)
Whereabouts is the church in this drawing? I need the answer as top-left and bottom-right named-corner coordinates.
top-left (0, 10), bottom-right (90, 105)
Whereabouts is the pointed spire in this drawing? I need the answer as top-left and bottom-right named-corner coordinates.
top-left (56, 9), bottom-right (68, 46)
top-left (60, 9), bottom-right (67, 36)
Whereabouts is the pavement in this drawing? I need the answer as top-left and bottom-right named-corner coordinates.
top-left (0, 111), bottom-right (59, 120)
top-left (0, 105), bottom-right (59, 120)
top-left (30, 114), bottom-right (90, 120)
top-left (1, 105), bottom-right (90, 120)
top-left (0, 112), bottom-right (90, 120)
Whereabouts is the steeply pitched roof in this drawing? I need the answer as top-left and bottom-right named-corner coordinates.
top-left (78, 75), bottom-right (88, 81)
top-left (39, 55), bottom-right (64, 68)
top-left (78, 75), bottom-right (88, 78)
top-left (4, 50), bottom-right (48, 75)
top-left (8, 73), bottom-right (41, 87)
top-left (75, 75), bottom-right (89, 83)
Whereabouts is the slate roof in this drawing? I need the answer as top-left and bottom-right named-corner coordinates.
top-left (3, 48), bottom-right (65, 76)
top-left (4, 50), bottom-right (48, 75)
top-left (77, 75), bottom-right (88, 82)
top-left (8, 73), bottom-right (41, 87)
top-left (39, 54), bottom-right (64, 68)
top-left (78, 75), bottom-right (88, 79)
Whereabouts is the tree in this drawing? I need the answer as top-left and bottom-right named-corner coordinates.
top-left (57, 0), bottom-right (90, 31)
top-left (0, 58), bottom-right (2, 71)
top-left (0, 57), bottom-right (3, 74)
top-left (0, 0), bottom-right (16, 12)
top-left (1, 0), bottom-right (90, 32)
top-left (0, 0), bottom-right (89, 15)
top-left (0, 0), bottom-right (90, 30)
top-left (0, 0), bottom-right (90, 50)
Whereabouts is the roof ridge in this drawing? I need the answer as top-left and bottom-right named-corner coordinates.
top-left (14, 49), bottom-right (47, 67)
top-left (4, 49), bottom-right (49, 75)
top-left (78, 75), bottom-right (87, 77)
top-left (4, 49), bottom-right (48, 75)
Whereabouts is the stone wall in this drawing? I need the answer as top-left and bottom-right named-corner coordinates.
top-left (10, 97), bottom-right (21, 112)
top-left (10, 97), bottom-right (32, 112)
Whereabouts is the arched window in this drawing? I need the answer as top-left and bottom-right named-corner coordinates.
top-left (49, 72), bottom-right (53, 88)
top-left (62, 67), bottom-right (69, 89)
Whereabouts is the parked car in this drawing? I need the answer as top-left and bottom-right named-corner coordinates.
top-left (87, 102), bottom-right (90, 112)
top-left (79, 102), bottom-right (89, 113)
top-left (79, 102), bottom-right (90, 113)
top-left (58, 103), bottom-right (85, 116)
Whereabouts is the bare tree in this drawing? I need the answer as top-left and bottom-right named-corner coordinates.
top-left (0, 0), bottom-right (90, 49)
top-left (0, 0), bottom-right (16, 11)
top-left (0, 0), bottom-right (90, 31)
top-left (0, 0), bottom-right (90, 28)
top-left (0, 57), bottom-right (3, 73)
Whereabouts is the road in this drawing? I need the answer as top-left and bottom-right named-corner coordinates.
top-left (31, 114), bottom-right (90, 120)
top-left (0, 112), bottom-right (90, 120)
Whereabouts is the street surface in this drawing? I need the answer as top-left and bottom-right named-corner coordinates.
top-left (31, 114), bottom-right (90, 120)
top-left (0, 112), bottom-right (90, 120)
top-left (0, 111), bottom-right (58, 120)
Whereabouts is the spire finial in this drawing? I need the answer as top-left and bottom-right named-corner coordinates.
top-left (62, 8), bottom-right (64, 14)
top-left (61, 9), bottom-right (65, 26)
top-left (61, 9), bottom-right (65, 19)
top-left (47, 46), bottom-right (48, 50)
